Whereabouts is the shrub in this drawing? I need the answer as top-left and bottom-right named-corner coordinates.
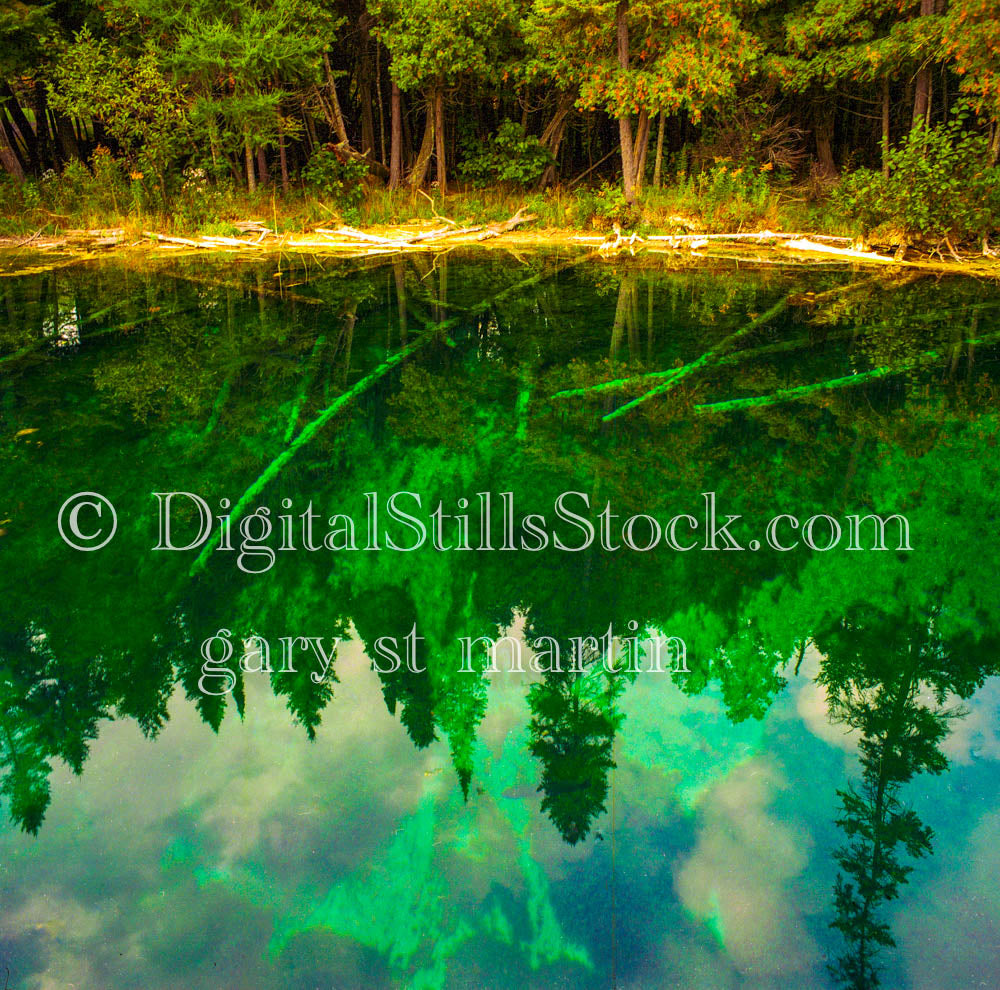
top-left (459, 121), bottom-right (552, 187)
top-left (566, 188), bottom-right (598, 228)
top-left (24, 152), bottom-right (133, 220)
top-left (90, 147), bottom-right (129, 213)
top-left (693, 163), bottom-right (775, 227)
top-left (591, 181), bottom-right (640, 229)
top-left (647, 161), bottom-right (779, 230)
top-left (196, 219), bottom-right (242, 237)
top-left (302, 148), bottom-right (369, 223)
top-left (834, 114), bottom-right (1000, 245)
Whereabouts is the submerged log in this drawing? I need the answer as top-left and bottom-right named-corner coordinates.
top-left (600, 296), bottom-right (790, 421)
top-left (696, 326), bottom-right (1000, 415)
top-left (187, 252), bottom-right (596, 576)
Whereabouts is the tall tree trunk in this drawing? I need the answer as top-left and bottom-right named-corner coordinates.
top-left (616, 1), bottom-right (636, 203)
top-left (881, 77), bottom-right (890, 179)
top-left (53, 113), bottom-right (79, 162)
top-left (304, 110), bottom-right (318, 157)
top-left (652, 111), bottom-right (665, 188)
top-left (408, 99), bottom-right (434, 188)
top-left (256, 146), bottom-right (270, 186)
top-left (912, 70), bottom-right (929, 130)
top-left (433, 88), bottom-right (447, 195)
top-left (389, 81), bottom-right (403, 189)
top-left (32, 81), bottom-right (52, 171)
top-left (2, 83), bottom-right (38, 173)
top-left (402, 94), bottom-right (414, 170)
top-left (359, 78), bottom-right (375, 156)
top-left (632, 109), bottom-right (651, 195)
top-left (278, 130), bottom-right (289, 193)
top-left (538, 93), bottom-right (573, 187)
top-left (244, 133), bottom-right (256, 193)
top-left (911, 0), bottom-right (935, 128)
top-left (813, 99), bottom-right (837, 178)
top-left (357, 25), bottom-right (376, 157)
top-left (0, 115), bottom-right (26, 178)
top-left (322, 53), bottom-right (351, 145)
top-left (376, 44), bottom-right (387, 166)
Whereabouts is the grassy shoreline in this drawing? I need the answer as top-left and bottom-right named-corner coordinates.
top-left (0, 175), bottom-right (855, 241)
top-left (3, 181), bottom-right (1000, 277)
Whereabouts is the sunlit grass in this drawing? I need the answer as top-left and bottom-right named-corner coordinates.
top-left (0, 162), bottom-right (856, 240)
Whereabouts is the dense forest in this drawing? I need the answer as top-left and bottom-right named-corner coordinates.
top-left (1, 0), bottom-right (1000, 244)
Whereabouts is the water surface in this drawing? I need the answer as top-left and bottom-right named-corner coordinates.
top-left (1, 251), bottom-right (999, 989)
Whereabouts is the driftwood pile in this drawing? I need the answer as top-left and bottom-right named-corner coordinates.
top-left (132, 208), bottom-right (537, 255)
top-left (587, 227), bottom-right (864, 260)
top-left (287, 207), bottom-right (537, 253)
top-left (585, 227), bottom-right (998, 272)
top-left (3, 213), bottom-right (998, 275)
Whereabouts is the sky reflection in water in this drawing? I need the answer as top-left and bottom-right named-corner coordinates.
top-left (1, 252), bottom-right (999, 988)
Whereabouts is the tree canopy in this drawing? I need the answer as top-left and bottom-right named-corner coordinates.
top-left (1, 0), bottom-right (997, 203)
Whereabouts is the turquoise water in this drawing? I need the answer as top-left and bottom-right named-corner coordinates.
top-left (1, 251), bottom-right (999, 988)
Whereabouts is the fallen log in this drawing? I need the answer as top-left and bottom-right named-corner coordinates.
top-left (598, 227), bottom-right (645, 255)
top-left (233, 220), bottom-right (272, 235)
top-left (199, 235), bottom-right (259, 248)
top-left (552, 324), bottom-right (867, 401)
top-left (599, 295), bottom-right (790, 421)
top-left (409, 224), bottom-right (483, 243)
top-left (476, 210), bottom-right (537, 241)
top-left (305, 212), bottom-right (531, 250)
top-left (777, 238), bottom-right (898, 262)
top-left (647, 230), bottom-right (853, 245)
top-left (143, 231), bottom-right (203, 248)
top-left (695, 325), bottom-right (1000, 415)
top-left (188, 250), bottom-right (597, 577)
top-left (313, 226), bottom-right (407, 244)
top-left (323, 141), bottom-right (390, 181)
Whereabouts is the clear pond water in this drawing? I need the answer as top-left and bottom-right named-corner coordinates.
top-left (1, 250), bottom-right (999, 989)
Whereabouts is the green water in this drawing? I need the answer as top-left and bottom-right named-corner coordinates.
top-left (1, 251), bottom-right (999, 989)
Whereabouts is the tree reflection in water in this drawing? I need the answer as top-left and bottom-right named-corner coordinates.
top-left (2, 253), bottom-right (1000, 987)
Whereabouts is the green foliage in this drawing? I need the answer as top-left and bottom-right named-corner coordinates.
top-left (49, 30), bottom-right (191, 197)
top-left (835, 116), bottom-right (1000, 243)
top-left (646, 161), bottom-right (779, 230)
top-left (174, 170), bottom-right (247, 230)
top-left (694, 163), bottom-right (775, 222)
top-left (368, 0), bottom-right (516, 92)
top-left (0, 0), bottom-right (58, 76)
top-left (459, 121), bottom-right (552, 187)
top-left (97, 0), bottom-right (338, 189)
top-left (196, 219), bottom-right (243, 236)
top-left (0, 149), bottom-right (136, 231)
top-left (943, 0), bottom-right (1000, 118)
top-left (778, 0), bottom-right (945, 91)
top-left (302, 148), bottom-right (369, 222)
top-left (589, 181), bottom-right (640, 230)
top-left (524, 0), bottom-right (760, 122)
